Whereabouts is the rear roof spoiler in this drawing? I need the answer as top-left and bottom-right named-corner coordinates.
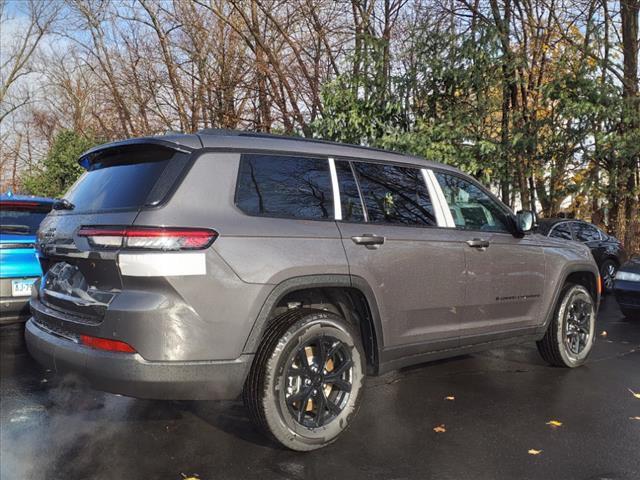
top-left (78, 136), bottom-right (201, 169)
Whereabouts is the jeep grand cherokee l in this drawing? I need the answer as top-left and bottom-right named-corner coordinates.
top-left (26, 131), bottom-right (600, 450)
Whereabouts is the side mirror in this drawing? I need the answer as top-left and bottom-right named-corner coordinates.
top-left (515, 210), bottom-right (535, 234)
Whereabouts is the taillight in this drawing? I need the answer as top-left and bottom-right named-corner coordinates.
top-left (78, 226), bottom-right (217, 251)
top-left (80, 334), bottom-right (136, 353)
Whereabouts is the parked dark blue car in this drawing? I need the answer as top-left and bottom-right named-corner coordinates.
top-left (614, 256), bottom-right (640, 319)
top-left (1, 194), bottom-right (54, 324)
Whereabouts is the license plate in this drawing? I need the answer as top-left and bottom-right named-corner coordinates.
top-left (11, 278), bottom-right (37, 297)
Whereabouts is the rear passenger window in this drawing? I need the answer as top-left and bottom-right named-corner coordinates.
top-left (236, 154), bottom-right (334, 220)
top-left (574, 222), bottom-right (601, 242)
top-left (352, 162), bottom-right (436, 226)
top-left (335, 161), bottom-right (365, 222)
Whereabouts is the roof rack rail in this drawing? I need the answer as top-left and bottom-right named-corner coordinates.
top-left (195, 128), bottom-right (412, 158)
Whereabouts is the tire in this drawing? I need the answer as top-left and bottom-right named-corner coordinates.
top-left (537, 283), bottom-right (596, 368)
top-left (600, 259), bottom-right (618, 294)
top-left (243, 308), bottom-right (365, 451)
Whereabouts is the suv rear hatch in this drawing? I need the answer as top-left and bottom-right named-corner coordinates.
top-left (36, 139), bottom-right (197, 322)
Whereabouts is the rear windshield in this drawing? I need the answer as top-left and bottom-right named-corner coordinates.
top-left (0, 204), bottom-right (51, 235)
top-left (64, 146), bottom-right (179, 213)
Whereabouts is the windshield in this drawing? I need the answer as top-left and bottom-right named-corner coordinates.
top-left (0, 209), bottom-right (49, 235)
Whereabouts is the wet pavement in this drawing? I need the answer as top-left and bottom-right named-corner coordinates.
top-left (1, 298), bottom-right (639, 480)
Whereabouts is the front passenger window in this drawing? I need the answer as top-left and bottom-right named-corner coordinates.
top-left (435, 172), bottom-right (511, 233)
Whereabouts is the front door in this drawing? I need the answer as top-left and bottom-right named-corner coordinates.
top-left (333, 160), bottom-right (466, 358)
top-left (433, 171), bottom-right (546, 342)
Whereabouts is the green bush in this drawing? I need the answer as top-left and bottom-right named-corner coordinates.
top-left (21, 130), bottom-right (97, 198)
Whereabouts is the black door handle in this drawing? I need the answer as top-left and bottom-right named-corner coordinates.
top-left (466, 238), bottom-right (490, 249)
top-left (352, 234), bottom-right (385, 249)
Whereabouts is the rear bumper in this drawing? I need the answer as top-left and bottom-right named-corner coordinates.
top-left (0, 296), bottom-right (30, 324)
top-left (25, 319), bottom-right (253, 400)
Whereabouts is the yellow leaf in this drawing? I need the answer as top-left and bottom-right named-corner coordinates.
top-left (629, 389), bottom-right (640, 399)
top-left (528, 449), bottom-right (543, 455)
top-left (433, 424), bottom-right (446, 433)
top-left (445, 396), bottom-right (455, 401)
top-left (546, 420), bottom-right (563, 427)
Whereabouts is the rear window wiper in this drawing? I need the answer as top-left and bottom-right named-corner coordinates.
top-left (0, 224), bottom-right (31, 234)
top-left (52, 199), bottom-right (75, 210)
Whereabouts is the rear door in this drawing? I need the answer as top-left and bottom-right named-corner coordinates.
top-left (36, 142), bottom-right (193, 320)
top-left (334, 160), bottom-right (466, 358)
top-left (573, 221), bottom-right (605, 264)
top-left (433, 171), bottom-right (546, 341)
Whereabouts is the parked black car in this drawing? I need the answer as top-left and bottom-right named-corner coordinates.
top-left (613, 257), bottom-right (640, 319)
top-left (537, 219), bottom-right (627, 292)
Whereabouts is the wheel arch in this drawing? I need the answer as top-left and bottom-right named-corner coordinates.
top-left (538, 264), bottom-right (600, 336)
top-left (601, 256), bottom-right (620, 268)
top-left (243, 275), bottom-right (384, 374)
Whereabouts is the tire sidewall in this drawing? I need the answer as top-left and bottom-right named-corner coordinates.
top-left (554, 285), bottom-right (596, 367)
top-left (261, 312), bottom-right (365, 451)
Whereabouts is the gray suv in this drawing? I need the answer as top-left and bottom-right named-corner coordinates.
top-left (26, 131), bottom-right (600, 450)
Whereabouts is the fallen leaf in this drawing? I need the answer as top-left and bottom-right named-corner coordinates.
top-left (445, 396), bottom-right (455, 401)
top-left (181, 475), bottom-right (200, 480)
top-left (630, 417), bottom-right (640, 421)
top-left (546, 420), bottom-right (563, 427)
top-left (433, 424), bottom-right (446, 433)
top-left (528, 449), bottom-right (542, 455)
top-left (628, 389), bottom-right (640, 399)
top-left (600, 331), bottom-right (607, 337)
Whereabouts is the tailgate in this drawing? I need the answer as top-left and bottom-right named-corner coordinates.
top-left (36, 141), bottom-right (194, 321)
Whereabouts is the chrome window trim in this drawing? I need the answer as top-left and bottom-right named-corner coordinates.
top-left (328, 157), bottom-right (342, 221)
top-left (423, 169), bottom-right (456, 228)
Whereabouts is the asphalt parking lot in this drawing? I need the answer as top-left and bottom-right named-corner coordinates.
top-left (1, 298), bottom-right (638, 480)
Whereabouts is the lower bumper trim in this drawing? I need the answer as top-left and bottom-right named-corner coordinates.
top-left (25, 319), bottom-right (253, 400)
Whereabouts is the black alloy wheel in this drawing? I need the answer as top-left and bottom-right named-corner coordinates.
top-left (244, 309), bottom-right (365, 451)
top-left (563, 294), bottom-right (593, 355)
top-left (284, 335), bottom-right (353, 428)
top-left (600, 260), bottom-right (617, 293)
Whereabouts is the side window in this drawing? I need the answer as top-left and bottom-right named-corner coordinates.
top-left (352, 162), bottom-right (436, 226)
top-left (574, 222), bottom-right (601, 242)
top-left (236, 154), bottom-right (334, 220)
top-left (435, 172), bottom-right (510, 233)
top-left (334, 161), bottom-right (365, 222)
top-left (550, 222), bottom-right (573, 240)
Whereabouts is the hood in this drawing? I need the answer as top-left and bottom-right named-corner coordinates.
top-left (619, 256), bottom-right (640, 274)
top-left (533, 233), bottom-right (593, 260)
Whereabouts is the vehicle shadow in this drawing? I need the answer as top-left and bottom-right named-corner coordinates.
top-left (182, 399), bottom-right (283, 449)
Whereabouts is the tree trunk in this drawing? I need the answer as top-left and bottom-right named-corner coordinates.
top-left (619, 0), bottom-right (639, 252)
